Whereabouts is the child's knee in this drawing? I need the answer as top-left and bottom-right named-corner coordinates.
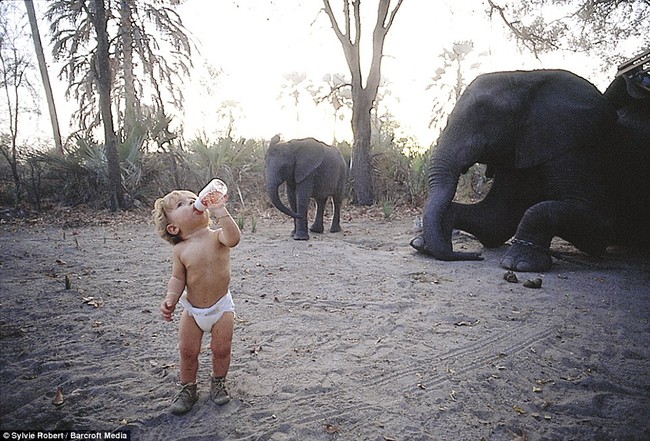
top-left (179, 343), bottom-right (200, 360)
top-left (211, 341), bottom-right (231, 359)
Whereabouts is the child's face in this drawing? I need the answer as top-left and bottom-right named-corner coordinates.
top-left (163, 190), bottom-right (208, 237)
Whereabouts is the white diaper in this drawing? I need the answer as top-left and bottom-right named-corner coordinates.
top-left (179, 291), bottom-right (235, 333)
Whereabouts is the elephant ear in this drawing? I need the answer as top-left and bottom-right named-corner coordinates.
top-left (514, 71), bottom-right (617, 169)
top-left (294, 138), bottom-right (326, 183)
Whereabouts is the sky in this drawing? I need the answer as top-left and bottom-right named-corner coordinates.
top-left (25, 0), bottom-right (616, 148)
top-left (174, 0), bottom-right (610, 147)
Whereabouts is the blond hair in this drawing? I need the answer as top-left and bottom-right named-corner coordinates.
top-left (152, 190), bottom-right (196, 245)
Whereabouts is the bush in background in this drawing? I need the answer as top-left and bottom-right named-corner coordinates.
top-left (0, 132), bottom-right (487, 220)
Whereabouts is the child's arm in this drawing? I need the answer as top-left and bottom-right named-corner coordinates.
top-left (209, 195), bottom-right (241, 247)
top-left (160, 251), bottom-right (185, 322)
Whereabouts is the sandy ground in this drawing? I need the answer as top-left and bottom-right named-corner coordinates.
top-left (1, 207), bottom-right (649, 441)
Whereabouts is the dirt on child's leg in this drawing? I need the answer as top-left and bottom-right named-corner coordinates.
top-left (178, 310), bottom-right (203, 384)
top-left (210, 311), bottom-right (234, 378)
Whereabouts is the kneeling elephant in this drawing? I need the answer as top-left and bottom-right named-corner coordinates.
top-left (411, 62), bottom-right (650, 272)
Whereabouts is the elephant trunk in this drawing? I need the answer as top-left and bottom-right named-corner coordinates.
top-left (416, 155), bottom-right (483, 261)
top-left (266, 178), bottom-right (301, 219)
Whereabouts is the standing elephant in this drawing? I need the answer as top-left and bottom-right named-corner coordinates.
top-left (265, 136), bottom-right (347, 240)
top-left (411, 64), bottom-right (650, 272)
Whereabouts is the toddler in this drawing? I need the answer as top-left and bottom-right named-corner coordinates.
top-left (152, 188), bottom-right (241, 415)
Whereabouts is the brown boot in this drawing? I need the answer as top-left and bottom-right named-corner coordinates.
top-left (170, 383), bottom-right (198, 415)
top-left (210, 376), bottom-right (230, 406)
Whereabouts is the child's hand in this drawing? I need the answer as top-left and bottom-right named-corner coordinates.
top-left (217, 193), bottom-right (229, 208)
top-left (160, 299), bottom-right (176, 321)
top-left (208, 194), bottom-right (229, 212)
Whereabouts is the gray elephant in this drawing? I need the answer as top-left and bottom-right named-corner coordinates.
top-left (411, 62), bottom-right (650, 272)
top-left (265, 136), bottom-right (347, 240)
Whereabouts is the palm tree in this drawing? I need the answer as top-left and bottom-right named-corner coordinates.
top-left (113, 0), bottom-right (192, 148)
top-left (279, 72), bottom-right (309, 132)
top-left (45, 0), bottom-right (193, 209)
top-left (91, 0), bottom-right (123, 210)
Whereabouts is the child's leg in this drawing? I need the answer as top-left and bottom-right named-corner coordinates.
top-left (210, 312), bottom-right (234, 378)
top-left (178, 310), bottom-right (203, 384)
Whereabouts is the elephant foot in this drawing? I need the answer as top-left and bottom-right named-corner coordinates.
top-left (309, 224), bottom-right (324, 234)
top-left (410, 235), bottom-right (426, 253)
top-left (410, 235), bottom-right (483, 260)
top-left (293, 231), bottom-right (309, 240)
top-left (329, 224), bottom-right (341, 233)
top-left (501, 241), bottom-right (552, 272)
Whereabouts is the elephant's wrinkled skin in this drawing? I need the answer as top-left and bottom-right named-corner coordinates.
top-left (265, 136), bottom-right (347, 240)
top-left (411, 67), bottom-right (650, 272)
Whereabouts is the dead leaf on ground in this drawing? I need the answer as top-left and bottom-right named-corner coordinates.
top-left (52, 387), bottom-right (64, 406)
top-left (325, 423), bottom-right (340, 434)
top-left (523, 278), bottom-right (542, 289)
top-left (454, 320), bottom-right (479, 327)
top-left (82, 296), bottom-right (104, 308)
top-left (513, 404), bottom-right (527, 414)
top-left (503, 271), bottom-right (519, 283)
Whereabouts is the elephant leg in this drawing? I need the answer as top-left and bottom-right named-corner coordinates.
top-left (293, 218), bottom-right (309, 240)
top-left (501, 200), bottom-right (611, 272)
top-left (329, 195), bottom-right (342, 233)
top-left (310, 198), bottom-right (326, 233)
top-left (411, 168), bottom-right (539, 259)
top-left (502, 151), bottom-right (611, 271)
top-left (455, 169), bottom-right (541, 248)
top-left (293, 187), bottom-right (312, 240)
top-left (293, 210), bottom-right (310, 240)
top-left (287, 185), bottom-right (299, 238)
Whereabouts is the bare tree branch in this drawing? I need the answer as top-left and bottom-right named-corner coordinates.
top-left (487, 0), bottom-right (650, 67)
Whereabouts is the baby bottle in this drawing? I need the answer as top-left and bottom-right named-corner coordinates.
top-left (194, 179), bottom-right (228, 212)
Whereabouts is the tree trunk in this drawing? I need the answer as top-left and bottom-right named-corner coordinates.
top-left (322, 0), bottom-right (404, 206)
top-left (24, 0), bottom-right (63, 154)
top-left (350, 91), bottom-right (374, 205)
top-left (119, 0), bottom-right (138, 137)
top-left (0, 22), bottom-right (24, 208)
top-left (91, 0), bottom-right (124, 211)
